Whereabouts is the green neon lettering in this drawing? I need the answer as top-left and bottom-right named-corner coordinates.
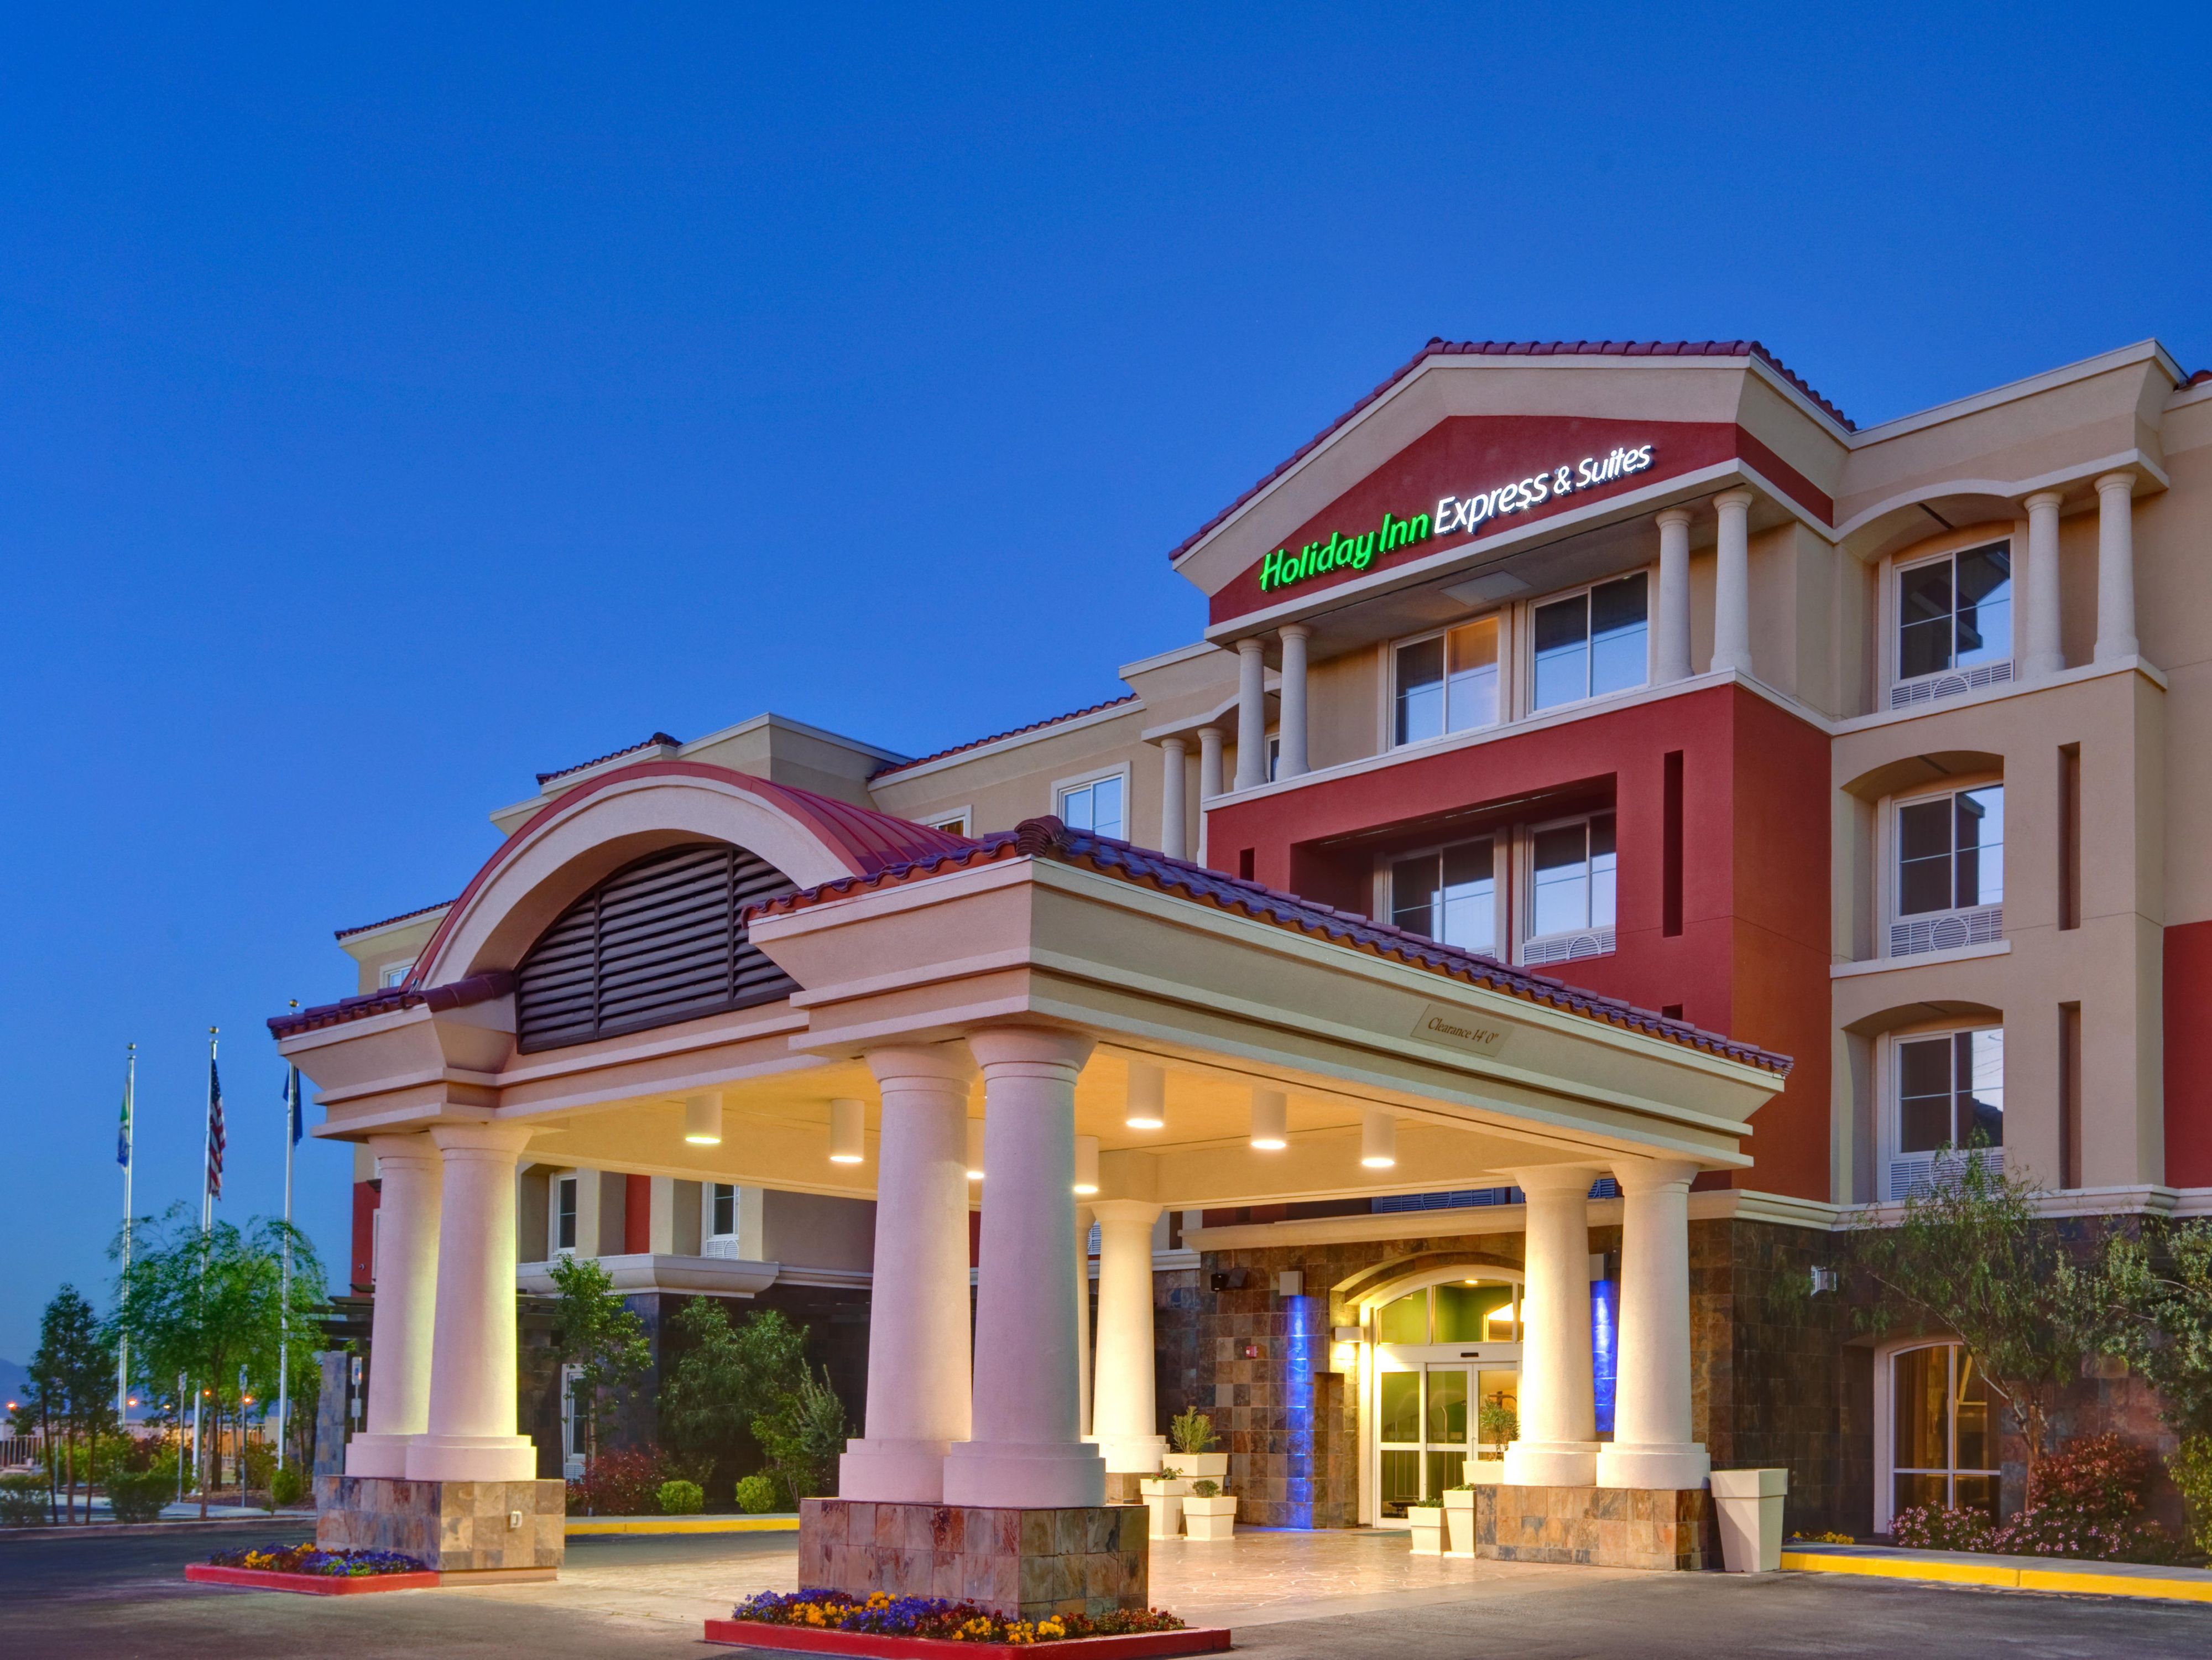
top-left (1259, 549), bottom-right (1288, 590)
top-left (1408, 513), bottom-right (1431, 542)
top-left (1349, 529), bottom-right (1376, 570)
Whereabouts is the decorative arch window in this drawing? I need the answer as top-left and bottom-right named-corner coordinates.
top-left (514, 841), bottom-right (798, 1053)
top-left (1885, 1342), bottom-right (2000, 1527)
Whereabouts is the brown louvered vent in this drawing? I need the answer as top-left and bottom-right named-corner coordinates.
top-left (514, 841), bottom-right (799, 1053)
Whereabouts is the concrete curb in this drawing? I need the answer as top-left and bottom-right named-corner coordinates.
top-left (1782, 1544), bottom-right (2212, 1604)
top-left (0, 1514), bottom-right (317, 1543)
top-left (567, 1514), bottom-right (802, 1537)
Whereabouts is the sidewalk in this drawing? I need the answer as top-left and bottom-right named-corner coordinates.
top-left (1784, 1541), bottom-right (2212, 1604)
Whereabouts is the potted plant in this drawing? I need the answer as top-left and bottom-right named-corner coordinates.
top-left (1407, 1499), bottom-right (1444, 1554)
top-left (1473, 1392), bottom-right (1517, 1485)
top-left (1138, 1464), bottom-right (1190, 1538)
top-left (1169, 1408), bottom-right (1228, 1482)
top-left (1441, 1482), bottom-right (1478, 1554)
top-left (1182, 1477), bottom-right (1237, 1541)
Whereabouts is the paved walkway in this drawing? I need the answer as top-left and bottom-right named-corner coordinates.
top-left (6, 1521), bottom-right (2212, 1657)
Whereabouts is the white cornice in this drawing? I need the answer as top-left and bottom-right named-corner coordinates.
top-left (1118, 641), bottom-right (1222, 678)
top-left (1848, 340), bottom-right (2184, 446)
top-left (867, 698), bottom-right (1147, 788)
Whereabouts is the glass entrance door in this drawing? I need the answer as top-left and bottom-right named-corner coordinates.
top-left (1378, 1364), bottom-right (1470, 1516)
top-left (1370, 1276), bottom-right (1524, 1519)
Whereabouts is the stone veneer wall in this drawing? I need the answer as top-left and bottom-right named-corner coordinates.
top-left (315, 1474), bottom-right (566, 1571)
top-left (799, 1498), bottom-right (1149, 1620)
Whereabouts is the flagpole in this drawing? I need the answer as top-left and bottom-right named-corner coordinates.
top-left (195, 1027), bottom-right (217, 1498)
top-left (118, 1044), bottom-right (136, 1422)
top-left (276, 1007), bottom-right (298, 1472)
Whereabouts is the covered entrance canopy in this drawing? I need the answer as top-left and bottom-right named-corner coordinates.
top-left (274, 759), bottom-right (1787, 1507)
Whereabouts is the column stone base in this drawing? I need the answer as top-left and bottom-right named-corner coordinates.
top-left (1503, 1440), bottom-right (1598, 1487)
top-left (1096, 1434), bottom-right (1168, 1476)
top-left (943, 1440), bottom-right (1106, 1509)
top-left (404, 1433), bottom-right (538, 1483)
top-left (315, 1474), bottom-right (565, 1573)
top-left (1474, 1483), bottom-right (1714, 1571)
top-left (840, 1437), bottom-right (954, 1503)
top-left (341, 1432), bottom-right (417, 1479)
top-left (1596, 1442), bottom-right (1710, 1491)
top-left (799, 1497), bottom-right (1147, 1620)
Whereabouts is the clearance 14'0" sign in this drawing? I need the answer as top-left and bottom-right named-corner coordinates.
top-left (1255, 441), bottom-right (1658, 595)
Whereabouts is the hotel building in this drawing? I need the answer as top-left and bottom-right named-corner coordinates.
top-left (283, 336), bottom-right (2212, 1564)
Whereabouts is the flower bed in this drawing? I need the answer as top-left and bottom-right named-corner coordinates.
top-left (707, 1591), bottom-right (1229, 1659)
top-left (185, 1543), bottom-right (439, 1595)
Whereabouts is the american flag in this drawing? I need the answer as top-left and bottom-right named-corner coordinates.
top-left (206, 1054), bottom-right (226, 1198)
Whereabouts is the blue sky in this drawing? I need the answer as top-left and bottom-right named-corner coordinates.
top-left (3, 4), bottom-right (2208, 1361)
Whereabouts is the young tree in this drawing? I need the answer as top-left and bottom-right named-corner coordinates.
top-left (659, 1300), bottom-right (808, 1495)
top-left (1850, 1153), bottom-right (2090, 1497)
top-left (751, 1364), bottom-right (849, 1504)
top-left (111, 1206), bottom-right (327, 1517)
top-left (2063, 1219), bottom-right (2212, 1549)
top-left (547, 1255), bottom-right (650, 1486)
top-left (27, 1287), bottom-right (116, 1524)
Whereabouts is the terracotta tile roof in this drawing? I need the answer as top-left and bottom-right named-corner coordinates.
top-left (2188, 368), bottom-right (2212, 388)
top-left (751, 816), bottom-right (1792, 1076)
top-left (334, 899), bottom-right (456, 941)
top-left (537, 732), bottom-right (683, 787)
top-left (270, 971), bottom-right (514, 1039)
top-left (870, 695), bottom-right (1140, 780)
top-left (1168, 337), bottom-right (1854, 565)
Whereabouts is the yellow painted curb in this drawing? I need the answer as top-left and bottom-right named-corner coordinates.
top-left (566, 1516), bottom-right (801, 1536)
top-left (1783, 1549), bottom-right (2212, 1604)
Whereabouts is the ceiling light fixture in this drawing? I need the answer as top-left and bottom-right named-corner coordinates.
top-left (1250, 1086), bottom-right (1288, 1151)
top-left (1074, 1135), bottom-right (1100, 1195)
top-left (684, 1091), bottom-right (724, 1146)
top-left (1360, 1108), bottom-right (1398, 1169)
top-left (1125, 1060), bottom-right (1166, 1130)
top-left (966, 1117), bottom-right (985, 1181)
top-left (828, 1097), bottom-right (865, 1164)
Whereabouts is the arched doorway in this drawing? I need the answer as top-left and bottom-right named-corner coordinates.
top-left (1360, 1269), bottom-right (1524, 1517)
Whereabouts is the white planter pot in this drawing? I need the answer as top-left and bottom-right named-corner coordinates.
top-left (1178, 1453), bottom-right (1229, 1481)
top-left (1710, 1468), bottom-right (1788, 1573)
top-left (1442, 1489), bottom-right (1478, 1555)
top-left (1467, 1458), bottom-right (1505, 1486)
top-left (1407, 1507), bottom-right (1444, 1555)
top-left (1139, 1478), bottom-right (1189, 1539)
top-left (1181, 1494), bottom-right (1237, 1541)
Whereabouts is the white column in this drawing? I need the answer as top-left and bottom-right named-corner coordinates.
top-left (1089, 1200), bottom-right (1166, 1474)
top-left (1655, 508), bottom-right (1693, 683)
top-left (1595, 1158), bottom-right (1709, 1490)
top-left (1277, 626), bottom-right (1310, 778)
top-left (2094, 471), bottom-right (2138, 663)
top-left (406, 1123), bottom-right (536, 1482)
top-left (1158, 739), bottom-right (1188, 860)
top-left (1233, 638), bottom-right (1268, 791)
top-left (1709, 490), bottom-right (1755, 677)
top-left (1075, 1205), bottom-right (1094, 1440)
top-left (2021, 491), bottom-right (2065, 677)
top-left (840, 1044), bottom-right (977, 1502)
top-left (1502, 1165), bottom-right (1599, 1487)
top-left (345, 1134), bottom-right (441, 1477)
top-left (945, 1028), bottom-right (1106, 1508)
top-left (1197, 726), bottom-right (1224, 800)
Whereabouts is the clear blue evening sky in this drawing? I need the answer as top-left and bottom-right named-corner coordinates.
top-left (3, 4), bottom-right (2207, 1361)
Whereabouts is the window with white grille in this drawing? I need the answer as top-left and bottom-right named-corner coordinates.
top-left (1890, 785), bottom-right (2003, 958)
top-left (1891, 542), bottom-right (2012, 707)
top-left (1520, 814), bottom-right (1617, 965)
top-left (1886, 1028), bottom-right (2004, 1200)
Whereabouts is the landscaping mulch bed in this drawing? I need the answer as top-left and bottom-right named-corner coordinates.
top-left (706, 1591), bottom-right (1228, 1659)
top-left (184, 1563), bottom-right (441, 1595)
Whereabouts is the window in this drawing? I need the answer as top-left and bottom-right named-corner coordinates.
top-left (1395, 616), bottom-right (1502, 745)
top-left (921, 810), bottom-right (972, 836)
top-left (555, 1176), bottom-right (578, 1253)
top-left (1896, 1030), bottom-right (2004, 1154)
top-left (1058, 774), bottom-right (1125, 840)
top-left (710, 1183), bottom-right (737, 1239)
top-left (1892, 785), bottom-right (2003, 955)
top-left (1526, 814), bottom-right (1616, 956)
top-left (378, 960), bottom-right (414, 989)
top-left (1390, 838), bottom-right (1498, 956)
top-left (1532, 574), bottom-right (1647, 711)
top-left (1372, 1279), bottom-right (1522, 1517)
top-left (1890, 1344), bottom-right (1999, 1524)
top-left (1898, 543), bottom-right (2011, 683)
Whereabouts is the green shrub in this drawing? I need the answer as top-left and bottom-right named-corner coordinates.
top-left (1890, 1503), bottom-right (1996, 1552)
top-left (0, 1472), bottom-right (49, 1526)
top-left (1190, 1479), bottom-right (1219, 1499)
top-left (2172, 1435), bottom-right (2212, 1557)
top-left (106, 1469), bottom-right (173, 1524)
top-left (271, 1464), bottom-right (309, 1509)
top-left (658, 1479), bottom-right (705, 1515)
top-left (734, 1472), bottom-right (782, 1514)
top-left (1168, 1409), bottom-right (1216, 1456)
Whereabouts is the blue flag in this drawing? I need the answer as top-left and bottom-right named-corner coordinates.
top-left (285, 1066), bottom-right (303, 1146)
top-left (117, 1078), bottom-right (132, 1168)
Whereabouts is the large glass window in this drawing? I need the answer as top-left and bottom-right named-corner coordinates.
top-left (1897, 1030), bottom-right (2005, 1154)
top-left (1897, 786), bottom-right (2004, 917)
top-left (1533, 574), bottom-right (1647, 711)
top-left (1530, 815), bottom-right (1618, 940)
top-left (1391, 837), bottom-right (1498, 956)
top-left (1898, 543), bottom-right (2012, 681)
top-left (1891, 1343), bottom-right (1999, 1524)
top-left (1395, 617), bottom-right (1501, 745)
top-left (1058, 774), bottom-right (1125, 840)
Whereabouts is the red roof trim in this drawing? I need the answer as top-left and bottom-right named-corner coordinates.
top-left (871, 695), bottom-right (1140, 780)
top-left (751, 817), bottom-right (1792, 1076)
top-left (1168, 338), bottom-right (1854, 565)
top-left (270, 971), bottom-right (514, 1039)
top-left (335, 898), bottom-right (456, 941)
top-left (536, 732), bottom-right (684, 787)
